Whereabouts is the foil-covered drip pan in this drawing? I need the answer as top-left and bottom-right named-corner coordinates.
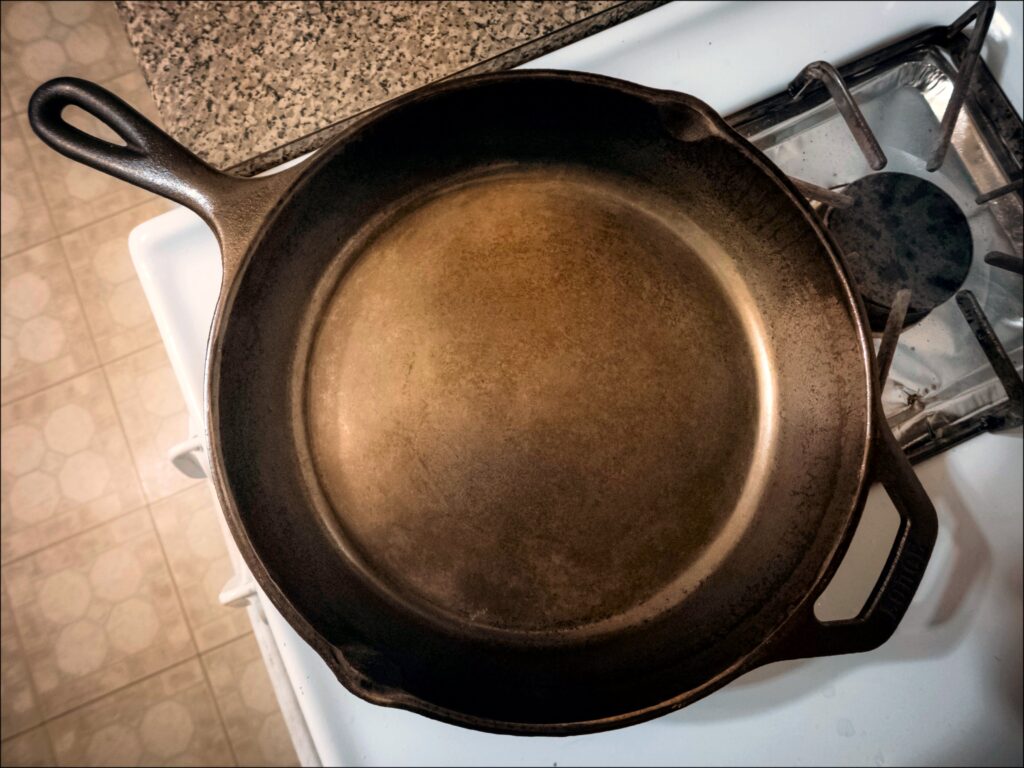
top-left (733, 46), bottom-right (1022, 461)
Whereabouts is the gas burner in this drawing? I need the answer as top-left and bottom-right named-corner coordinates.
top-left (825, 172), bottom-right (973, 332)
top-left (729, 0), bottom-right (1023, 461)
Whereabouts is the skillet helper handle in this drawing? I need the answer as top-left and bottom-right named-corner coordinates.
top-left (29, 77), bottom-right (242, 223)
top-left (765, 292), bottom-right (938, 662)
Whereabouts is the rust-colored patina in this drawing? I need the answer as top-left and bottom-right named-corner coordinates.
top-left (29, 71), bottom-right (936, 734)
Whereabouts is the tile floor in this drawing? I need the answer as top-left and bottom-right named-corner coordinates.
top-left (0, 3), bottom-right (299, 765)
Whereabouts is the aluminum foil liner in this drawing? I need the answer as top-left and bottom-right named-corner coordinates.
top-left (748, 50), bottom-right (1022, 458)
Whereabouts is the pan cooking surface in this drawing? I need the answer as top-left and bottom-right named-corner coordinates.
top-left (305, 168), bottom-right (776, 633)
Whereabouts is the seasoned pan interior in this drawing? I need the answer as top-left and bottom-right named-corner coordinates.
top-left (306, 167), bottom-right (771, 634)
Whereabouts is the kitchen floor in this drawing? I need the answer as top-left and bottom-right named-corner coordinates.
top-left (1, 2), bottom-right (299, 766)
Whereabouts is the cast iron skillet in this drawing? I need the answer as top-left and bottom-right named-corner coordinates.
top-left (29, 72), bottom-right (937, 735)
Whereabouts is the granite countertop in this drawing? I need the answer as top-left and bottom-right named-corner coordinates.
top-left (115, 1), bottom-right (663, 174)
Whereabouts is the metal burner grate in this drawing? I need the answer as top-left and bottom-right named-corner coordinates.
top-left (727, 0), bottom-right (1023, 463)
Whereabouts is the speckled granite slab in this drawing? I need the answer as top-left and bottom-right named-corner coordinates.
top-left (116, 1), bottom-right (663, 174)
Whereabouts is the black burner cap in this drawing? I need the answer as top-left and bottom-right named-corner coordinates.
top-left (826, 172), bottom-right (973, 332)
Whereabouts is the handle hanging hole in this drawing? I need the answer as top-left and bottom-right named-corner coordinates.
top-left (60, 104), bottom-right (129, 146)
top-left (814, 488), bottom-right (901, 622)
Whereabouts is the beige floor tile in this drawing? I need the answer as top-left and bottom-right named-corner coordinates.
top-left (47, 659), bottom-right (235, 767)
top-left (1, 239), bottom-right (98, 404)
top-left (0, 725), bottom-right (53, 767)
top-left (203, 634), bottom-right (299, 767)
top-left (1, 115), bottom-right (55, 257)
top-left (151, 485), bottom-right (250, 652)
top-left (0, 1), bottom-right (139, 110)
top-left (1, 574), bottom-right (42, 738)
top-left (0, 369), bottom-right (145, 562)
top-left (18, 69), bottom-right (162, 235)
top-left (2, 509), bottom-right (194, 717)
top-left (61, 199), bottom-right (173, 363)
top-left (105, 344), bottom-right (199, 504)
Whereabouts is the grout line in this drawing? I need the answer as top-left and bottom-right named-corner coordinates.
top-left (1, 338), bottom-right (165, 408)
top-left (135, 477), bottom-right (244, 764)
top-left (195, 627), bottom-right (256, 658)
top-left (39, 359), bottom-right (233, 747)
top-left (137, 502), bottom-right (194, 639)
top-left (92, 358), bottom-right (214, 697)
top-left (53, 232), bottom-right (113, 378)
top-left (5, 118), bottom-right (60, 246)
top-left (21, 625), bottom-right (258, 729)
top-left (0, 501), bottom-right (148, 569)
top-left (196, 634), bottom-right (242, 767)
top-left (37, 653), bottom-right (202, 730)
top-left (1, 190), bottom-right (169, 263)
top-left (19, 632), bottom-right (255, 767)
top-left (4, 67), bottom-right (144, 120)
top-left (51, 235), bottom-right (104, 383)
top-left (145, 498), bottom-right (242, 767)
top-left (51, 233), bottom-right (102, 362)
top-left (101, 338), bottom-right (167, 370)
top-left (0, 576), bottom-right (50, 752)
top-left (145, 486), bottom-right (217, 655)
top-left (0, 362), bottom-right (103, 407)
top-left (0, 727), bottom-right (47, 748)
top-left (2, 563), bottom-right (255, 750)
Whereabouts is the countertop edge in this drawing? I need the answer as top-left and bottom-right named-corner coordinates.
top-left (221, 0), bottom-right (667, 176)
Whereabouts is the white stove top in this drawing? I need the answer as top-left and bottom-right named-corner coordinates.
top-left (129, 2), bottom-right (1023, 764)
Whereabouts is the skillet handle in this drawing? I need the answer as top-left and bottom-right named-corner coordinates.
top-left (29, 77), bottom-right (238, 221)
top-left (28, 77), bottom-right (295, 274)
top-left (764, 291), bottom-right (938, 662)
top-left (765, 413), bottom-right (938, 662)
